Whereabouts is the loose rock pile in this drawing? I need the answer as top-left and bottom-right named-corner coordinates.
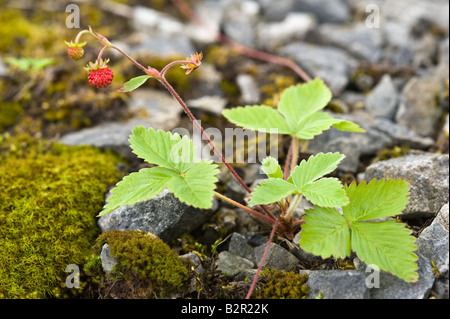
top-left (60, 0), bottom-right (449, 299)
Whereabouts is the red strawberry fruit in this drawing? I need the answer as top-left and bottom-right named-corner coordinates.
top-left (85, 59), bottom-right (114, 88)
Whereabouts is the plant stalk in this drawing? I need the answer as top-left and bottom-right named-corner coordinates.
top-left (284, 193), bottom-right (302, 222)
top-left (284, 138), bottom-right (293, 179)
top-left (290, 137), bottom-right (300, 176)
top-left (213, 192), bottom-right (275, 224)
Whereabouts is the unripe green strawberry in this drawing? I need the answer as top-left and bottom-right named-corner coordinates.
top-left (68, 46), bottom-right (84, 60)
top-left (85, 59), bottom-right (113, 88)
top-left (65, 41), bottom-right (86, 60)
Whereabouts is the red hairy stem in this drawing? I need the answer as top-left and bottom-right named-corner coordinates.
top-left (96, 46), bottom-right (108, 64)
top-left (110, 44), bottom-right (149, 73)
top-left (245, 217), bottom-right (280, 299)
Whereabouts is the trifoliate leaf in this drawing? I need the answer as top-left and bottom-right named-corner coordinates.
top-left (300, 178), bottom-right (418, 282)
top-left (222, 79), bottom-right (364, 140)
top-left (300, 178), bottom-right (349, 207)
top-left (222, 105), bottom-right (291, 134)
top-left (300, 207), bottom-right (351, 259)
top-left (290, 152), bottom-right (345, 188)
top-left (167, 161), bottom-right (219, 209)
top-left (250, 153), bottom-right (347, 207)
top-left (248, 178), bottom-right (297, 207)
top-left (99, 167), bottom-right (175, 216)
top-left (118, 75), bottom-right (152, 93)
top-left (100, 126), bottom-right (219, 215)
top-left (261, 157), bottom-right (283, 179)
top-left (129, 126), bottom-right (196, 173)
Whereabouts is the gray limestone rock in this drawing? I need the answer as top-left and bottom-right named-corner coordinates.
top-left (355, 253), bottom-right (435, 299)
top-left (280, 43), bottom-right (356, 94)
top-left (228, 232), bottom-right (256, 266)
top-left (100, 243), bottom-right (117, 274)
top-left (98, 189), bottom-right (216, 242)
top-left (254, 242), bottom-right (299, 271)
top-left (305, 270), bottom-right (370, 299)
top-left (365, 153), bottom-right (449, 218)
top-left (319, 22), bottom-right (384, 63)
top-left (365, 74), bottom-right (399, 120)
top-left (292, 0), bottom-right (351, 24)
top-left (216, 251), bottom-right (254, 278)
top-left (59, 119), bottom-right (150, 161)
top-left (417, 203), bottom-right (449, 275)
top-left (396, 76), bottom-right (443, 138)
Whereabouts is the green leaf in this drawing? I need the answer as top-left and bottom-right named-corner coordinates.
top-left (332, 120), bottom-right (366, 133)
top-left (343, 178), bottom-right (410, 222)
top-left (99, 167), bottom-right (175, 216)
top-left (248, 178), bottom-right (297, 207)
top-left (100, 161), bottom-right (219, 215)
top-left (278, 78), bottom-right (332, 132)
top-left (300, 178), bottom-right (418, 282)
top-left (222, 79), bottom-right (365, 140)
top-left (222, 105), bottom-right (291, 134)
top-left (250, 152), bottom-right (346, 207)
top-left (168, 161), bottom-right (219, 209)
top-left (118, 75), bottom-right (152, 93)
top-left (290, 152), bottom-right (345, 188)
top-left (261, 157), bottom-right (283, 179)
top-left (300, 207), bottom-right (351, 259)
top-left (351, 220), bottom-right (418, 282)
top-left (101, 126), bottom-right (219, 214)
top-left (300, 178), bottom-right (349, 207)
top-left (5, 57), bottom-right (54, 72)
top-left (293, 112), bottom-right (342, 140)
top-left (129, 126), bottom-right (196, 173)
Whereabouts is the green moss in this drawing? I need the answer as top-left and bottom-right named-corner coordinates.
top-left (176, 233), bottom-right (210, 257)
top-left (260, 75), bottom-right (295, 107)
top-left (0, 102), bottom-right (23, 132)
top-left (336, 258), bottom-right (355, 270)
top-left (376, 145), bottom-right (410, 162)
top-left (253, 269), bottom-right (309, 299)
top-left (87, 230), bottom-right (190, 298)
top-left (0, 142), bottom-right (122, 298)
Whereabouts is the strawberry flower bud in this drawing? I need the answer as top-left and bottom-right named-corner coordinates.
top-left (180, 52), bottom-right (203, 75)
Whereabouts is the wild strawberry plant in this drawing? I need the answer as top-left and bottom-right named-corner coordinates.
top-left (67, 27), bottom-right (419, 298)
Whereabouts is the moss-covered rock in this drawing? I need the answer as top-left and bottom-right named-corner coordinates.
top-left (85, 230), bottom-right (190, 298)
top-left (253, 269), bottom-right (309, 299)
top-left (0, 143), bottom-right (122, 298)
